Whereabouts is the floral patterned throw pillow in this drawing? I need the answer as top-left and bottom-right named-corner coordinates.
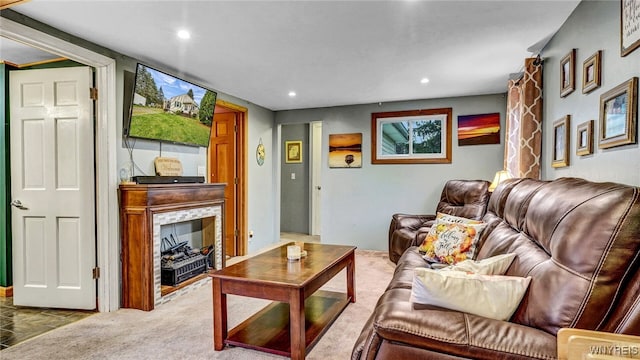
top-left (418, 219), bottom-right (486, 265)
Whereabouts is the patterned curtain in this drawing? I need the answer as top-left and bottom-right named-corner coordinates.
top-left (504, 58), bottom-right (543, 179)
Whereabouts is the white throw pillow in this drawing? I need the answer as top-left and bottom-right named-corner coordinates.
top-left (411, 267), bottom-right (531, 321)
top-left (442, 253), bottom-right (517, 275)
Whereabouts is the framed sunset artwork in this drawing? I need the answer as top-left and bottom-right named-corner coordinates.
top-left (329, 133), bottom-right (362, 168)
top-left (457, 113), bottom-right (501, 146)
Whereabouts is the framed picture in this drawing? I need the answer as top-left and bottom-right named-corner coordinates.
top-left (285, 140), bottom-right (302, 163)
top-left (371, 108), bottom-right (452, 164)
top-left (621, 0), bottom-right (640, 57)
top-left (552, 115), bottom-right (570, 168)
top-left (576, 120), bottom-right (594, 156)
top-left (457, 113), bottom-right (500, 146)
top-left (329, 133), bottom-right (362, 168)
top-left (582, 50), bottom-right (602, 94)
top-left (598, 77), bottom-right (638, 149)
top-left (560, 49), bottom-right (576, 98)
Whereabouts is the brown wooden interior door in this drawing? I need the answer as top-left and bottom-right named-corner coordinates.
top-left (209, 111), bottom-right (237, 257)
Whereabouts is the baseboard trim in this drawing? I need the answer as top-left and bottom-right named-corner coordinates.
top-left (0, 286), bottom-right (13, 297)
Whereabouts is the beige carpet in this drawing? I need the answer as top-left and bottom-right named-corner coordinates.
top-left (0, 250), bottom-right (394, 360)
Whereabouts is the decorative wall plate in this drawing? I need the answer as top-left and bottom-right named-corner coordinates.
top-left (256, 138), bottom-right (265, 166)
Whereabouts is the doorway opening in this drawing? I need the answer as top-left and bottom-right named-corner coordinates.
top-left (0, 16), bottom-right (117, 348)
top-left (279, 121), bottom-right (322, 241)
top-left (1, 18), bottom-right (118, 313)
top-left (209, 99), bottom-right (247, 261)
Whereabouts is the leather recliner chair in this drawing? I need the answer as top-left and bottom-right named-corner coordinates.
top-left (388, 179), bottom-right (491, 263)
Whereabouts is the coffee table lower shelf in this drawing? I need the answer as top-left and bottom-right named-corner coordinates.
top-left (226, 290), bottom-right (350, 357)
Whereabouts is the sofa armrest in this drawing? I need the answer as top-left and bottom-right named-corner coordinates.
top-left (371, 300), bottom-right (557, 359)
top-left (390, 213), bottom-right (436, 232)
top-left (388, 214), bottom-right (436, 263)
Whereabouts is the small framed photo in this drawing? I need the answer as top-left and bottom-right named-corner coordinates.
top-left (552, 115), bottom-right (570, 168)
top-left (285, 140), bottom-right (303, 163)
top-left (598, 77), bottom-right (638, 149)
top-left (582, 50), bottom-right (602, 94)
top-left (560, 49), bottom-right (576, 98)
top-left (576, 120), bottom-right (594, 156)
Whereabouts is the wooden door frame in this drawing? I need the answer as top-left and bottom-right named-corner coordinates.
top-left (211, 99), bottom-right (247, 256)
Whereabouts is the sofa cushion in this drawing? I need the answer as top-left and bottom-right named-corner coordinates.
top-left (411, 268), bottom-right (531, 321)
top-left (372, 298), bottom-right (557, 359)
top-left (388, 247), bottom-right (429, 290)
top-left (419, 219), bottom-right (486, 264)
top-left (480, 177), bottom-right (640, 335)
top-left (444, 252), bottom-right (516, 275)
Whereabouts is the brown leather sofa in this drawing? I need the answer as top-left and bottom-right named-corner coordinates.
top-left (388, 179), bottom-right (491, 263)
top-left (353, 177), bottom-right (640, 359)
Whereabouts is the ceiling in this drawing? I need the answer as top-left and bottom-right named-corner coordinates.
top-left (3, 0), bottom-right (581, 111)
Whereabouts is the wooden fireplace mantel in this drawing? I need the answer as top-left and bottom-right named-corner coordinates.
top-left (119, 183), bottom-right (225, 311)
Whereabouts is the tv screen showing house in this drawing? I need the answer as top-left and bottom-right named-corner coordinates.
top-left (126, 63), bottom-right (217, 147)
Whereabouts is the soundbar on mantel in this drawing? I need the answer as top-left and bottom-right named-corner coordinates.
top-left (132, 176), bottom-right (205, 184)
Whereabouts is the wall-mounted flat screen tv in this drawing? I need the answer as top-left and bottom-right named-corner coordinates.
top-left (125, 63), bottom-right (217, 147)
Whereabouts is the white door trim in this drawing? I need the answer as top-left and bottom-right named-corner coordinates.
top-left (310, 121), bottom-right (322, 236)
top-left (1, 18), bottom-right (119, 312)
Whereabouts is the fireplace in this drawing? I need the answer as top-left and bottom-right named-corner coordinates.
top-left (119, 183), bottom-right (225, 311)
top-left (153, 206), bottom-right (222, 306)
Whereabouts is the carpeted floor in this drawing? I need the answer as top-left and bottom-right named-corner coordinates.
top-left (0, 249), bottom-right (394, 360)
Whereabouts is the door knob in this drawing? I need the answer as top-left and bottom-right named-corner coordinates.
top-left (316, 186), bottom-right (321, 190)
top-left (10, 200), bottom-right (28, 210)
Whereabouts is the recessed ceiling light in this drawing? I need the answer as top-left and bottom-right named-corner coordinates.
top-left (420, 78), bottom-right (430, 84)
top-left (177, 30), bottom-right (191, 40)
top-left (288, 91), bottom-right (297, 97)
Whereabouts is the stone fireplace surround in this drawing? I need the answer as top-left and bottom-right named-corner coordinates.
top-left (153, 205), bottom-right (223, 307)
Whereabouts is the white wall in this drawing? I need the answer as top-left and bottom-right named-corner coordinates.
top-left (541, 0), bottom-right (640, 185)
top-left (275, 94), bottom-right (506, 250)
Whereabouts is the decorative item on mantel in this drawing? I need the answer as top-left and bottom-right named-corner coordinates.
top-left (154, 156), bottom-right (183, 176)
top-left (488, 170), bottom-right (512, 192)
top-left (119, 161), bottom-right (135, 184)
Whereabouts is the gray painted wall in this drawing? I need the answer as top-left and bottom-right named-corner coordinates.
top-left (275, 94), bottom-right (506, 250)
top-left (541, 0), bottom-right (640, 186)
top-left (280, 123), bottom-right (310, 233)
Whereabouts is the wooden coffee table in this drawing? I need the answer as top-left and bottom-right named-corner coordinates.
top-left (210, 242), bottom-right (356, 360)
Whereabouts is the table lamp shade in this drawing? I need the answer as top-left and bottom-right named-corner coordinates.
top-left (489, 170), bottom-right (512, 192)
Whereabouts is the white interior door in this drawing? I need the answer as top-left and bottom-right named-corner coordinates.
top-left (310, 121), bottom-right (322, 236)
top-left (10, 66), bottom-right (96, 309)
